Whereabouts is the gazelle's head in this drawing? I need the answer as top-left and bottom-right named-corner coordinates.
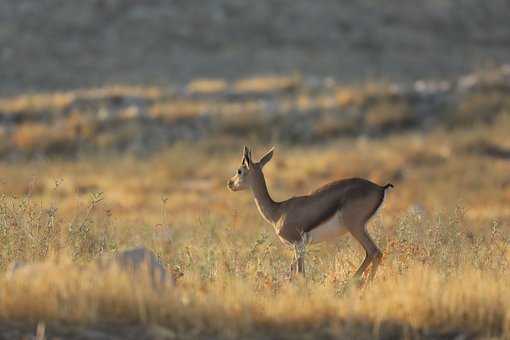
top-left (227, 146), bottom-right (274, 192)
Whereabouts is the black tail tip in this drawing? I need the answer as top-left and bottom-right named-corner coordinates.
top-left (383, 183), bottom-right (394, 190)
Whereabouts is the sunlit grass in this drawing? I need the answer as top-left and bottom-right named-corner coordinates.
top-left (0, 118), bottom-right (509, 337)
top-left (0, 68), bottom-right (509, 337)
top-left (0, 188), bottom-right (508, 338)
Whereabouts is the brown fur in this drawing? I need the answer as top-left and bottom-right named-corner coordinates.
top-left (276, 178), bottom-right (387, 243)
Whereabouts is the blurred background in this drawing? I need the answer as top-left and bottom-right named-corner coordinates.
top-left (0, 0), bottom-right (509, 157)
top-left (2, 0), bottom-right (510, 94)
top-left (0, 1), bottom-right (509, 229)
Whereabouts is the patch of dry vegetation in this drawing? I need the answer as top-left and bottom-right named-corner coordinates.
top-left (1, 66), bottom-right (509, 158)
top-left (0, 190), bottom-right (508, 339)
top-left (233, 75), bottom-right (302, 94)
top-left (0, 115), bottom-right (509, 338)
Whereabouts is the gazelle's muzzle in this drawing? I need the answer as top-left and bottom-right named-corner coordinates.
top-left (227, 179), bottom-right (236, 191)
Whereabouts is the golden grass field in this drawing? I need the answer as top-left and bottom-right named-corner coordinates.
top-left (0, 103), bottom-right (509, 339)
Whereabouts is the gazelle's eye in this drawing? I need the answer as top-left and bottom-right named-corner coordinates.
top-left (237, 169), bottom-right (242, 175)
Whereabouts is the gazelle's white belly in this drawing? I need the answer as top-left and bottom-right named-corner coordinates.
top-left (307, 211), bottom-right (349, 244)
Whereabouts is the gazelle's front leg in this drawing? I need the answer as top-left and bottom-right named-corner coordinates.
top-left (293, 232), bottom-right (309, 277)
top-left (288, 248), bottom-right (301, 279)
top-left (288, 248), bottom-right (304, 280)
top-left (292, 247), bottom-right (305, 276)
top-left (289, 257), bottom-right (297, 277)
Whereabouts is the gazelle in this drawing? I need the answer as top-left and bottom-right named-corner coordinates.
top-left (227, 146), bottom-right (393, 283)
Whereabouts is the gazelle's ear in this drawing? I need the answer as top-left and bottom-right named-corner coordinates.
top-left (242, 146), bottom-right (252, 166)
top-left (259, 146), bottom-right (275, 168)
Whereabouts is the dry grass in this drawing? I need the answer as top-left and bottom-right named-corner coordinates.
top-left (233, 75), bottom-right (301, 93)
top-left (0, 93), bottom-right (75, 114)
top-left (0, 115), bottom-right (509, 338)
top-left (187, 79), bottom-right (229, 94)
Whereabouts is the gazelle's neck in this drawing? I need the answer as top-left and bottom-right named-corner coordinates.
top-left (250, 170), bottom-right (280, 224)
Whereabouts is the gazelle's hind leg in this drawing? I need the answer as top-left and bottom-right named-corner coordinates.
top-left (367, 249), bottom-right (383, 282)
top-left (342, 193), bottom-right (384, 285)
top-left (349, 226), bottom-right (381, 283)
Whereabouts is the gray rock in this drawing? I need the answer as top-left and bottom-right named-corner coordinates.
top-left (4, 260), bottom-right (49, 280)
top-left (98, 247), bottom-right (174, 288)
top-left (5, 247), bottom-right (176, 291)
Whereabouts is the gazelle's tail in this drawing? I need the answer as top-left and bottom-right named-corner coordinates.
top-left (369, 183), bottom-right (394, 220)
top-left (383, 183), bottom-right (394, 190)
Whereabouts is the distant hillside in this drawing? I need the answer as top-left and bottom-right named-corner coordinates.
top-left (0, 66), bottom-right (509, 158)
top-left (1, 0), bottom-right (510, 95)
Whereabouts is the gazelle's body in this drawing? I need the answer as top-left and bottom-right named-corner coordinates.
top-left (228, 146), bottom-right (392, 283)
top-left (274, 178), bottom-right (388, 244)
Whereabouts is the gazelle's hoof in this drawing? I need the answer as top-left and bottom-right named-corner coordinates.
top-left (350, 275), bottom-right (366, 289)
top-left (287, 271), bottom-right (306, 282)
